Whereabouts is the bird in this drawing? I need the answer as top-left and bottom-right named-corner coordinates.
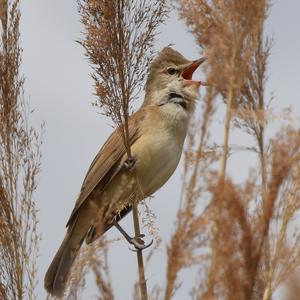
top-left (44, 47), bottom-right (207, 297)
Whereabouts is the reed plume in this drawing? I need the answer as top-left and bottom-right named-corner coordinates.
top-left (0, 1), bottom-right (42, 299)
top-left (153, 1), bottom-right (300, 299)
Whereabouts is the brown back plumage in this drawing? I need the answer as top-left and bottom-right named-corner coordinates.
top-left (66, 110), bottom-right (145, 229)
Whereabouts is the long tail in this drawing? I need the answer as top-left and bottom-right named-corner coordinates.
top-left (44, 204), bottom-right (132, 295)
top-left (44, 217), bottom-right (87, 297)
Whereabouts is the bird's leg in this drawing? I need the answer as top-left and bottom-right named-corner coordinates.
top-left (113, 221), bottom-right (153, 251)
top-left (119, 156), bottom-right (153, 250)
top-left (122, 156), bottom-right (137, 172)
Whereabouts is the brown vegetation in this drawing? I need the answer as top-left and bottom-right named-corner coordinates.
top-left (162, 0), bottom-right (300, 299)
top-left (0, 0), bottom-right (42, 299)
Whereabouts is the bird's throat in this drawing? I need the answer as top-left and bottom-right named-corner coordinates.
top-left (168, 92), bottom-right (187, 110)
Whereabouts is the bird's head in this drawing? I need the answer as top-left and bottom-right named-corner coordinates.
top-left (143, 47), bottom-right (207, 113)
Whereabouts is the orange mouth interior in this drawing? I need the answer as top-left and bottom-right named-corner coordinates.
top-left (180, 57), bottom-right (207, 85)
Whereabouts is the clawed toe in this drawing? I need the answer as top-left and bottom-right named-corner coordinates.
top-left (114, 221), bottom-right (152, 251)
top-left (123, 156), bottom-right (137, 172)
top-left (129, 237), bottom-right (153, 252)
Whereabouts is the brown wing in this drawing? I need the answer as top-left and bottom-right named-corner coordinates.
top-left (66, 110), bottom-right (146, 228)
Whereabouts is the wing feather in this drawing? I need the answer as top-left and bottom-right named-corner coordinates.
top-left (66, 110), bottom-right (146, 228)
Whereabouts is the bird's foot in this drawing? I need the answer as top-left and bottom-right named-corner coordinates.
top-left (123, 156), bottom-right (137, 172)
top-left (128, 234), bottom-right (153, 252)
top-left (114, 221), bottom-right (153, 251)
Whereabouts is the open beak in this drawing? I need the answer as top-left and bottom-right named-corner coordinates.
top-left (180, 57), bottom-right (208, 86)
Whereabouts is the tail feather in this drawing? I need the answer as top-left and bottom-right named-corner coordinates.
top-left (45, 204), bottom-right (133, 295)
top-left (44, 220), bottom-right (85, 297)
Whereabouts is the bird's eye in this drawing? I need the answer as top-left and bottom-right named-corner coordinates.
top-left (167, 67), bottom-right (178, 75)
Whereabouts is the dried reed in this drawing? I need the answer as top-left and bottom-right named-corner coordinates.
top-left (0, 1), bottom-right (42, 299)
top-left (166, 1), bottom-right (300, 299)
